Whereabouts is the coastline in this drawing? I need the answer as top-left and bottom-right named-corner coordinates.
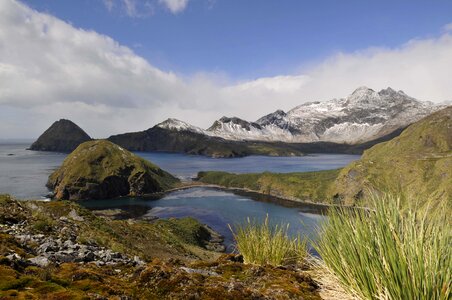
top-left (143, 181), bottom-right (368, 212)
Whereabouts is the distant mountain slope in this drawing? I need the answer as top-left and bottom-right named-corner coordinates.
top-left (207, 87), bottom-right (441, 144)
top-left (107, 119), bottom-right (306, 158)
top-left (29, 119), bottom-right (91, 152)
top-left (330, 106), bottom-right (452, 206)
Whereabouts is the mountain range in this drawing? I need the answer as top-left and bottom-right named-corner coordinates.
top-left (159, 86), bottom-right (440, 144)
top-left (29, 86), bottom-right (443, 157)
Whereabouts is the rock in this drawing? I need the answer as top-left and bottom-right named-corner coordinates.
top-left (68, 210), bottom-right (84, 222)
top-left (28, 256), bottom-right (50, 267)
top-left (38, 241), bottom-right (57, 253)
top-left (46, 140), bottom-right (179, 200)
top-left (180, 267), bottom-right (219, 277)
top-left (133, 256), bottom-right (145, 266)
top-left (78, 249), bottom-right (96, 262)
top-left (29, 119), bottom-right (92, 152)
top-left (6, 253), bottom-right (22, 261)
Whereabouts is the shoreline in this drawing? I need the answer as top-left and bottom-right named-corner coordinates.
top-left (144, 181), bottom-right (368, 212)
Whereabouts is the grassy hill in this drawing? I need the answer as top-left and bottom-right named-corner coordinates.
top-left (330, 106), bottom-right (451, 207)
top-left (48, 140), bottom-right (179, 200)
top-left (197, 170), bottom-right (340, 204)
top-left (198, 107), bottom-right (452, 208)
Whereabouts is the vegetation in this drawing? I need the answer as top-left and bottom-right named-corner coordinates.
top-left (330, 106), bottom-right (452, 207)
top-left (0, 195), bottom-right (321, 299)
top-left (48, 139), bottom-right (179, 200)
top-left (230, 215), bottom-right (308, 266)
top-left (197, 169), bottom-right (340, 204)
top-left (315, 193), bottom-right (451, 300)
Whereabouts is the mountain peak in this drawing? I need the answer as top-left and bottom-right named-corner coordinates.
top-left (208, 116), bottom-right (262, 132)
top-left (352, 86), bottom-right (374, 95)
top-left (29, 119), bottom-right (91, 152)
top-left (378, 87), bottom-right (399, 96)
top-left (156, 118), bottom-right (205, 134)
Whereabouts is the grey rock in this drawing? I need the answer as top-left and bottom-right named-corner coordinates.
top-left (38, 241), bottom-right (57, 253)
top-left (6, 253), bottom-right (22, 261)
top-left (180, 267), bottom-right (219, 277)
top-left (68, 209), bottom-right (84, 222)
top-left (28, 256), bottom-right (50, 267)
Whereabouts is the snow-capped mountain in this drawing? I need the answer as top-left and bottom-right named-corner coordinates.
top-left (205, 87), bottom-right (442, 144)
top-left (156, 118), bottom-right (207, 135)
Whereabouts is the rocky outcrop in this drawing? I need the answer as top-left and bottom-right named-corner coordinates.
top-left (47, 140), bottom-right (179, 200)
top-left (29, 119), bottom-right (92, 152)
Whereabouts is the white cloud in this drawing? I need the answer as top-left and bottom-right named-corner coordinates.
top-left (103, 0), bottom-right (114, 12)
top-left (159, 0), bottom-right (189, 14)
top-left (101, 0), bottom-right (154, 18)
top-left (0, 1), bottom-right (452, 139)
top-left (443, 22), bottom-right (452, 32)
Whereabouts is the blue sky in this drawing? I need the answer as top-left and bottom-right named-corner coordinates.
top-left (1, 0), bottom-right (452, 138)
top-left (21, 0), bottom-right (452, 79)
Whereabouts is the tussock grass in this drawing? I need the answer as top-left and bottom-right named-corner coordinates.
top-left (230, 215), bottom-right (308, 266)
top-left (315, 194), bottom-right (451, 300)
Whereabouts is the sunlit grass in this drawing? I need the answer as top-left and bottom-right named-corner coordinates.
top-left (230, 215), bottom-right (308, 266)
top-left (315, 194), bottom-right (451, 300)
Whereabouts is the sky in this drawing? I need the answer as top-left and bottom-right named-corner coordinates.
top-left (1, 0), bottom-right (452, 139)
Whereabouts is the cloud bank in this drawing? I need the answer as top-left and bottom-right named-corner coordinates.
top-left (0, 0), bottom-right (452, 139)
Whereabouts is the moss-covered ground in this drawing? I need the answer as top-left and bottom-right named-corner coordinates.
top-left (0, 195), bottom-right (321, 299)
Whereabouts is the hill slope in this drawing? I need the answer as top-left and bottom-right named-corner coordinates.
top-left (108, 120), bottom-right (306, 158)
top-left (47, 140), bottom-right (179, 200)
top-left (29, 119), bottom-right (91, 152)
top-left (330, 106), bottom-right (452, 206)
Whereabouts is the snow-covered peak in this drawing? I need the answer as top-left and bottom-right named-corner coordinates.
top-left (154, 87), bottom-right (441, 145)
top-left (156, 118), bottom-right (206, 134)
top-left (205, 86), bottom-right (441, 144)
top-left (256, 109), bottom-right (287, 126)
top-left (352, 86), bottom-right (375, 95)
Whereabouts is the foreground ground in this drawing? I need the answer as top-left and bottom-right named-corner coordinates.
top-left (0, 194), bottom-right (322, 299)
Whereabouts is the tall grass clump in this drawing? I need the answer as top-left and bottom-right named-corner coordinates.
top-left (315, 194), bottom-right (451, 300)
top-left (230, 215), bottom-right (308, 266)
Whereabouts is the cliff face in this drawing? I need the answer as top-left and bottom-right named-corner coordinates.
top-left (47, 140), bottom-right (179, 200)
top-left (330, 106), bottom-right (452, 206)
top-left (29, 119), bottom-right (92, 152)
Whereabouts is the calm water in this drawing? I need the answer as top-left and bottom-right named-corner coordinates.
top-left (137, 151), bottom-right (360, 180)
top-left (0, 142), bottom-right (359, 250)
top-left (80, 187), bottom-right (327, 252)
top-left (0, 143), bottom-right (359, 199)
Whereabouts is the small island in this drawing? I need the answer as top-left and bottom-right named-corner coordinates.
top-left (29, 119), bottom-right (92, 152)
top-left (47, 140), bottom-right (179, 200)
